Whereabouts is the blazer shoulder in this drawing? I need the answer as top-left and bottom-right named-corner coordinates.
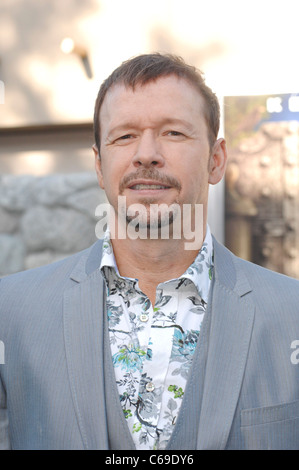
top-left (0, 248), bottom-right (82, 289)
top-left (0, 239), bottom-right (104, 310)
top-left (0, 240), bottom-right (105, 339)
top-left (227, 247), bottom-right (299, 325)
top-left (213, 238), bottom-right (299, 304)
top-left (234, 252), bottom-right (299, 291)
top-left (0, 239), bottom-right (104, 286)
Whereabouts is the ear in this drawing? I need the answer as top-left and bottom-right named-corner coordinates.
top-left (93, 144), bottom-right (105, 190)
top-left (208, 138), bottom-right (228, 185)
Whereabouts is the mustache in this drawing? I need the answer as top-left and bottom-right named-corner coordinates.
top-left (119, 169), bottom-right (181, 193)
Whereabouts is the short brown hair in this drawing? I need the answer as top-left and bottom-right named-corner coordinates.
top-left (93, 53), bottom-right (220, 152)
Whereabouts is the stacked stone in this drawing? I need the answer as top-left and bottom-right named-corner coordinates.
top-left (0, 173), bottom-right (106, 277)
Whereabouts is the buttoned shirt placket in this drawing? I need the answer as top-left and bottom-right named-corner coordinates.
top-left (100, 227), bottom-right (214, 450)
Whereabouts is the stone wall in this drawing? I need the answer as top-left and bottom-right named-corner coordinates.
top-left (225, 120), bottom-right (299, 279)
top-left (0, 172), bottom-right (107, 277)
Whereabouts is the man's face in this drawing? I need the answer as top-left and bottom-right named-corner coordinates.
top-left (94, 75), bottom-right (226, 231)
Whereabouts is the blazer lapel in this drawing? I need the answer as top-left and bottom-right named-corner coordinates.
top-left (197, 240), bottom-right (255, 450)
top-left (63, 241), bottom-right (109, 450)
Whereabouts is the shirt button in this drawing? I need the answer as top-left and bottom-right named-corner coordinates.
top-left (146, 382), bottom-right (155, 392)
top-left (139, 313), bottom-right (149, 322)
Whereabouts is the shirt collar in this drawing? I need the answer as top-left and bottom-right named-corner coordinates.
top-left (100, 226), bottom-right (214, 303)
top-left (100, 230), bottom-right (119, 273)
top-left (178, 225), bottom-right (214, 303)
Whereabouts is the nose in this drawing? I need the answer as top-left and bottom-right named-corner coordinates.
top-left (132, 131), bottom-right (164, 168)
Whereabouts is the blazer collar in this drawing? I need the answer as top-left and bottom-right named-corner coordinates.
top-left (69, 236), bottom-right (253, 293)
top-left (69, 239), bottom-right (104, 283)
top-left (197, 237), bottom-right (255, 449)
top-left (212, 235), bottom-right (253, 297)
top-left (64, 239), bottom-right (108, 449)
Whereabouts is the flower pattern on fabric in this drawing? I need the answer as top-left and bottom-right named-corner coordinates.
top-left (100, 226), bottom-right (214, 450)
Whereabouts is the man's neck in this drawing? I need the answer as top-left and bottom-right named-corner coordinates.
top-left (110, 234), bottom-right (205, 305)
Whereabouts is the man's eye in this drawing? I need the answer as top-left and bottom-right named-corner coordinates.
top-left (118, 134), bottom-right (133, 140)
top-left (112, 134), bottom-right (135, 145)
top-left (167, 130), bottom-right (184, 137)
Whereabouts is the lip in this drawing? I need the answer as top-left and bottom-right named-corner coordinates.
top-left (127, 179), bottom-right (171, 191)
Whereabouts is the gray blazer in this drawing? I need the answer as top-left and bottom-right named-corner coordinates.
top-left (0, 238), bottom-right (299, 450)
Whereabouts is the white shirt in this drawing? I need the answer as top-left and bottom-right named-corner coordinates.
top-left (100, 226), bottom-right (214, 450)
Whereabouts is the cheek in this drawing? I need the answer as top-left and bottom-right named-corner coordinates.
top-left (99, 161), bottom-right (124, 197)
top-left (183, 168), bottom-right (209, 201)
top-left (102, 152), bottom-right (135, 189)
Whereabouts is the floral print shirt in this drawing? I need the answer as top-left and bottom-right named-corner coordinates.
top-left (100, 226), bottom-right (214, 450)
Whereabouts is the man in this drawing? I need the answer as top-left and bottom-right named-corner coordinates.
top-left (0, 53), bottom-right (299, 450)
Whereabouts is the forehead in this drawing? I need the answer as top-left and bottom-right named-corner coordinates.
top-left (99, 75), bottom-right (206, 129)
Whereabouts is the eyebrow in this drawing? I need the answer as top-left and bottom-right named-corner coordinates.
top-left (106, 118), bottom-right (196, 138)
top-left (158, 118), bottom-right (195, 132)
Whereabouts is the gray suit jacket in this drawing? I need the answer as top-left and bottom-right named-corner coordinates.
top-left (0, 237), bottom-right (299, 450)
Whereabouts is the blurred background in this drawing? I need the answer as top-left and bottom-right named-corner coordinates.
top-left (0, 0), bottom-right (299, 277)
